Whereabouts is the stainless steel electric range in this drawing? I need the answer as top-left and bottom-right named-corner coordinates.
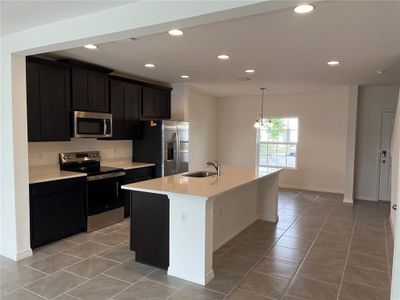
top-left (59, 151), bottom-right (126, 232)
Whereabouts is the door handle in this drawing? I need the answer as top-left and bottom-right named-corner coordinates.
top-left (393, 204), bottom-right (397, 211)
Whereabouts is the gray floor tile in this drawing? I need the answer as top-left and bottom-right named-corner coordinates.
top-left (266, 245), bottom-right (308, 263)
top-left (97, 244), bottom-right (134, 263)
top-left (170, 284), bottom-right (225, 300)
top-left (0, 252), bottom-right (47, 271)
top-left (339, 280), bottom-right (390, 300)
top-left (206, 270), bottom-right (242, 294)
top-left (28, 253), bottom-right (81, 274)
top-left (254, 257), bottom-right (298, 279)
top-left (0, 266), bottom-right (46, 294)
top-left (64, 232), bottom-right (106, 244)
top-left (146, 269), bottom-right (188, 289)
top-left (92, 232), bottom-right (128, 246)
top-left (36, 240), bottom-right (79, 256)
top-left (25, 270), bottom-right (86, 299)
top-left (104, 259), bottom-right (155, 283)
top-left (1, 288), bottom-right (46, 300)
top-left (67, 274), bottom-right (130, 300)
top-left (238, 271), bottom-right (290, 299)
top-left (65, 256), bottom-right (119, 278)
top-left (286, 275), bottom-right (339, 300)
top-left (63, 241), bottom-right (110, 259)
top-left (214, 254), bottom-right (256, 275)
top-left (343, 265), bottom-right (390, 290)
top-left (115, 278), bottom-right (177, 299)
top-left (226, 288), bottom-right (269, 299)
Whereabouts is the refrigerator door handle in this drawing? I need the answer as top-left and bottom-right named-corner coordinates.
top-left (175, 131), bottom-right (180, 174)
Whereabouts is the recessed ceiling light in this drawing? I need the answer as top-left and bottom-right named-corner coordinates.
top-left (245, 69), bottom-right (255, 74)
top-left (180, 75), bottom-right (190, 79)
top-left (376, 69), bottom-right (386, 75)
top-left (84, 44), bottom-right (98, 49)
top-left (144, 63), bottom-right (156, 68)
top-left (217, 54), bottom-right (230, 60)
top-left (168, 29), bottom-right (184, 36)
top-left (294, 4), bottom-right (315, 14)
top-left (327, 60), bottom-right (340, 66)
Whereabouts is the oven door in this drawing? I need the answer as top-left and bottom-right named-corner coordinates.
top-left (87, 175), bottom-right (124, 216)
top-left (74, 111), bottom-right (112, 138)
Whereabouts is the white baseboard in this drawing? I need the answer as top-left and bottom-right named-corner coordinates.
top-left (354, 193), bottom-right (378, 201)
top-left (259, 214), bottom-right (278, 223)
top-left (168, 266), bottom-right (214, 285)
top-left (279, 184), bottom-right (343, 194)
top-left (343, 197), bottom-right (354, 204)
top-left (0, 247), bottom-right (32, 261)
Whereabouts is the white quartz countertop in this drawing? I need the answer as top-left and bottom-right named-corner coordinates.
top-left (122, 165), bottom-right (282, 199)
top-left (102, 159), bottom-right (155, 170)
top-left (29, 160), bottom-right (155, 184)
top-left (29, 165), bottom-right (86, 184)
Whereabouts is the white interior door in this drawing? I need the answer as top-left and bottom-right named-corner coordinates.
top-left (379, 112), bottom-right (395, 201)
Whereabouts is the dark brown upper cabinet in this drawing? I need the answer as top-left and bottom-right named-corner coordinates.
top-left (26, 57), bottom-right (71, 142)
top-left (141, 86), bottom-right (171, 120)
top-left (66, 60), bottom-right (112, 113)
top-left (109, 77), bottom-right (142, 140)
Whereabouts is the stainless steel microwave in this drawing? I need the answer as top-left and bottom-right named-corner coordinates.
top-left (73, 111), bottom-right (112, 138)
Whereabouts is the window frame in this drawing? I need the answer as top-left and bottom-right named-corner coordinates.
top-left (256, 116), bottom-right (299, 170)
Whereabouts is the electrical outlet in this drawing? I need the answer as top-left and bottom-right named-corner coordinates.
top-left (180, 211), bottom-right (187, 223)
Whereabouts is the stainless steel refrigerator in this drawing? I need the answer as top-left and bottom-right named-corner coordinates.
top-left (132, 120), bottom-right (189, 177)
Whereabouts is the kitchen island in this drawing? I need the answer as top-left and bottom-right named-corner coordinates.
top-left (122, 165), bottom-right (282, 285)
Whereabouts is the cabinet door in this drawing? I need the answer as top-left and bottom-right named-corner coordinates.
top-left (26, 60), bottom-right (71, 142)
top-left (40, 66), bottom-right (71, 140)
top-left (154, 89), bottom-right (171, 119)
top-left (26, 65), bottom-right (42, 141)
top-left (30, 193), bottom-right (61, 248)
top-left (110, 80), bottom-right (125, 139)
top-left (89, 72), bottom-right (109, 113)
top-left (141, 87), bottom-right (171, 120)
top-left (124, 83), bottom-right (141, 139)
top-left (141, 87), bottom-right (156, 118)
top-left (60, 187), bottom-right (87, 236)
top-left (72, 67), bottom-right (90, 111)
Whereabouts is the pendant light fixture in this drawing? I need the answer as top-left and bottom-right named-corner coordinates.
top-left (254, 87), bottom-right (266, 128)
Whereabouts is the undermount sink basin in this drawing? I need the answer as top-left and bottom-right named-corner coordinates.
top-left (182, 171), bottom-right (217, 178)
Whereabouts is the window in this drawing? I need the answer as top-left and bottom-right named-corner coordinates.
top-left (257, 117), bottom-right (299, 169)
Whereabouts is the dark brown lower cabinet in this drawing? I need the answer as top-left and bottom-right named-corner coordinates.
top-left (121, 166), bottom-right (155, 217)
top-left (30, 177), bottom-right (87, 248)
top-left (130, 191), bottom-right (169, 269)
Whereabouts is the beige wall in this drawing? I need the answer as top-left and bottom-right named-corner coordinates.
top-left (28, 140), bottom-right (132, 167)
top-left (355, 86), bottom-right (400, 201)
top-left (217, 88), bottom-right (351, 193)
top-left (188, 88), bottom-right (218, 170)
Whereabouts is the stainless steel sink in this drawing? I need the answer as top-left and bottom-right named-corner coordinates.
top-left (182, 171), bottom-right (217, 178)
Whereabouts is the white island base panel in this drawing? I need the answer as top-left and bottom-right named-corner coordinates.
top-left (167, 171), bottom-right (280, 285)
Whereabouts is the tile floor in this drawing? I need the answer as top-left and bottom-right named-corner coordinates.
top-left (0, 189), bottom-right (394, 299)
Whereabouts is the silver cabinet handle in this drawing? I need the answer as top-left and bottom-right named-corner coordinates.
top-left (393, 204), bottom-right (397, 211)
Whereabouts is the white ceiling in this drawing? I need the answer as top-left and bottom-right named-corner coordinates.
top-left (1, 0), bottom-right (134, 36)
top-left (47, 1), bottom-right (400, 96)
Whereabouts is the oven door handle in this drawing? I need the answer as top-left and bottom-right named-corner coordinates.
top-left (87, 171), bottom-right (126, 182)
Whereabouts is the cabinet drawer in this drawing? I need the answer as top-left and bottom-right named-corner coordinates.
top-left (30, 177), bottom-right (87, 196)
top-left (123, 167), bottom-right (155, 183)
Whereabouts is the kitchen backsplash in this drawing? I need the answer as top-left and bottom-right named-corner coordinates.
top-left (29, 139), bottom-right (132, 167)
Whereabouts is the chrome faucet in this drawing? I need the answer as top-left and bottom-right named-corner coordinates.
top-left (207, 160), bottom-right (221, 176)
